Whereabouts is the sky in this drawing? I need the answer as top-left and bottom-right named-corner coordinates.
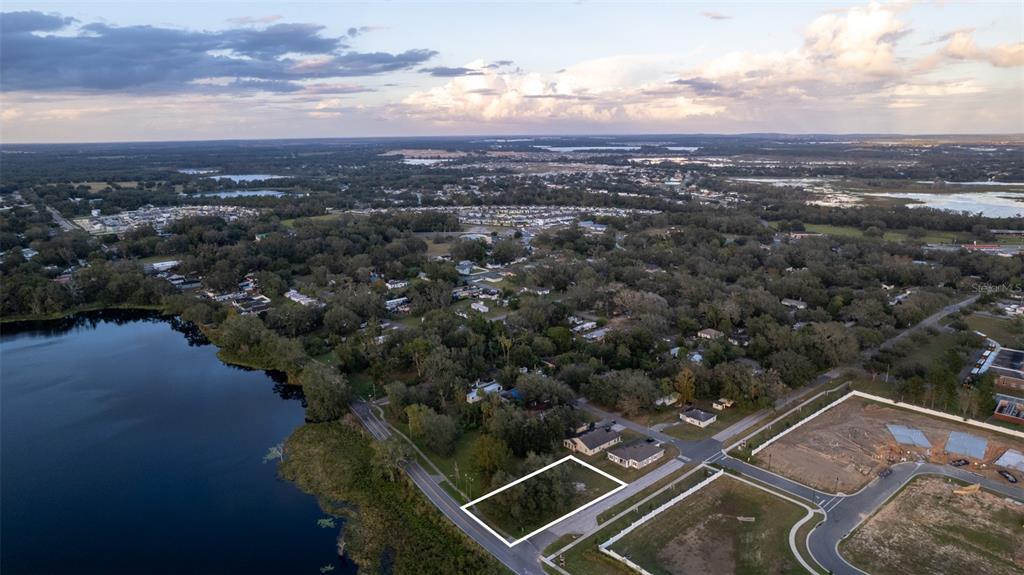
top-left (1, 1), bottom-right (1022, 143)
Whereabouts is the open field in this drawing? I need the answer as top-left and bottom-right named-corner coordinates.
top-left (840, 476), bottom-right (1024, 575)
top-left (759, 396), bottom-right (1024, 492)
top-left (792, 222), bottom-right (1019, 245)
top-left (966, 313), bottom-right (1024, 348)
top-left (468, 458), bottom-right (622, 543)
top-left (608, 476), bottom-right (806, 575)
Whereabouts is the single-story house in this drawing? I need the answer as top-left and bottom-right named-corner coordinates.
top-left (456, 260), bottom-right (475, 276)
top-left (564, 427), bottom-right (622, 456)
top-left (781, 298), bottom-right (808, 310)
top-left (713, 398), bottom-right (735, 411)
top-left (471, 301), bottom-right (490, 313)
top-left (466, 381), bottom-right (503, 404)
top-left (681, 407), bottom-right (717, 428)
top-left (607, 441), bottom-right (665, 470)
top-left (697, 328), bottom-right (724, 340)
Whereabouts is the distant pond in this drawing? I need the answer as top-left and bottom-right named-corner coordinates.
top-left (866, 191), bottom-right (1024, 218)
top-left (198, 190), bottom-right (288, 198)
top-left (0, 311), bottom-right (355, 575)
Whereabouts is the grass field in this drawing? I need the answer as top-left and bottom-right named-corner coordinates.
top-left (791, 222), bottom-right (1019, 245)
top-left (281, 213), bottom-right (343, 228)
top-left (840, 476), bottom-right (1024, 575)
top-left (965, 313), bottom-right (1024, 347)
top-left (802, 223), bottom-right (969, 244)
top-left (385, 418), bottom-right (486, 501)
top-left (543, 469), bottom-right (715, 575)
top-left (899, 330), bottom-right (958, 366)
top-left (608, 475), bottom-right (807, 575)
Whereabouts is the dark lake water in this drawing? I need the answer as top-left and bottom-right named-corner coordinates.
top-left (0, 311), bottom-right (354, 575)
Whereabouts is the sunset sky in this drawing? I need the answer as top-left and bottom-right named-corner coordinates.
top-left (1, 1), bottom-right (1022, 142)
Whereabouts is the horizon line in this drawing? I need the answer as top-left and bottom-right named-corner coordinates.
top-left (3, 131), bottom-right (1024, 147)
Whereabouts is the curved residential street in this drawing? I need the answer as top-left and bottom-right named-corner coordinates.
top-left (806, 462), bottom-right (1023, 575)
top-left (350, 295), bottom-right (1021, 575)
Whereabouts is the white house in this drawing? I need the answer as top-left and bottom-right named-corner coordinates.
top-left (466, 381), bottom-right (504, 404)
top-left (697, 328), bottom-right (724, 340)
top-left (471, 301), bottom-right (490, 313)
top-left (681, 407), bottom-right (717, 428)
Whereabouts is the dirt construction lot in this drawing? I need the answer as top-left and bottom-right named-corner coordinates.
top-left (609, 476), bottom-right (805, 575)
top-left (840, 476), bottom-right (1024, 575)
top-left (759, 397), bottom-right (1024, 493)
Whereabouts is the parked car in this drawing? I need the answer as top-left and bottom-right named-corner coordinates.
top-left (998, 470), bottom-right (1018, 484)
top-left (877, 468), bottom-right (892, 478)
top-left (949, 459), bottom-right (969, 467)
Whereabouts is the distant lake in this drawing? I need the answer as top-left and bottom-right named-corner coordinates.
top-left (867, 191), bottom-right (1024, 218)
top-left (210, 174), bottom-right (291, 182)
top-left (0, 311), bottom-right (353, 575)
top-left (914, 180), bottom-right (1024, 187)
top-left (199, 190), bottom-right (287, 198)
top-left (403, 158), bottom-right (450, 165)
top-left (536, 145), bottom-right (640, 152)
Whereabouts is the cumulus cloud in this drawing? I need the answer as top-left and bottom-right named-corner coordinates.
top-left (672, 2), bottom-right (968, 108)
top-left (401, 55), bottom-right (723, 124)
top-left (0, 11), bottom-right (436, 93)
top-left (942, 29), bottom-right (1024, 68)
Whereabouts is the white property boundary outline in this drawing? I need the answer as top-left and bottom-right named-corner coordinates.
top-left (751, 390), bottom-right (1024, 456)
top-left (598, 468), bottom-right (824, 575)
top-left (461, 454), bottom-right (628, 547)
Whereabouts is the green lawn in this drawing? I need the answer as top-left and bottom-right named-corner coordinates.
top-left (965, 313), bottom-right (1024, 348)
top-left (609, 476), bottom-right (808, 575)
top-left (899, 330), bottom-right (958, 366)
top-left (662, 402), bottom-right (756, 441)
top-left (386, 416), bottom-right (483, 501)
top-left (281, 213), bottom-right (343, 228)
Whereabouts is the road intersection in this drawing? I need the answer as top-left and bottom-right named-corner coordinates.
top-left (351, 294), bottom-right (1020, 575)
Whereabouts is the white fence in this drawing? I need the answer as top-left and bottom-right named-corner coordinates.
top-left (752, 390), bottom-right (1024, 456)
top-left (598, 469), bottom-right (725, 574)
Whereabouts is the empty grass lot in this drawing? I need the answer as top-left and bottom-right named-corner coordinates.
top-left (609, 476), bottom-right (807, 575)
top-left (965, 313), bottom-right (1024, 348)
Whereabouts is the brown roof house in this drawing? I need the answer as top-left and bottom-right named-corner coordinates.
top-left (564, 427), bottom-right (622, 456)
top-left (607, 441), bottom-right (666, 470)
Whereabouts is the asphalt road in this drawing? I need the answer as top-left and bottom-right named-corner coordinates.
top-left (351, 402), bottom-right (546, 575)
top-left (346, 294), bottom-right (1000, 575)
top-left (807, 462), bottom-right (1024, 575)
